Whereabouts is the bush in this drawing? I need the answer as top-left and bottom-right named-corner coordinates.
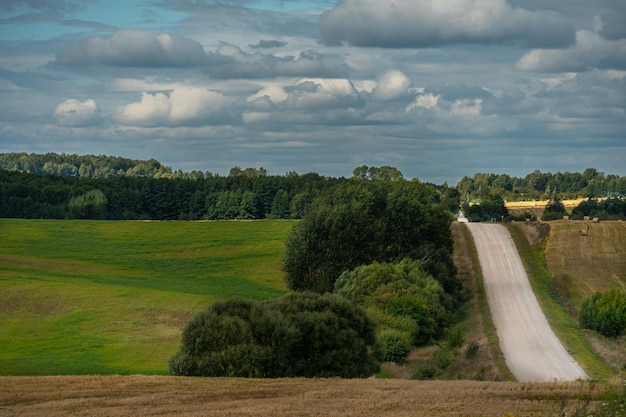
top-left (376, 328), bottom-right (413, 364)
top-left (579, 290), bottom-right (626, 338)
top-left (415, 364), bottom-right (436, 380)
top-left (443, 326), bottom-right (465, 350)
top-left (170, 293), bottom-right (380, 378)
top-left (433, 348), bottom-right (455, 369)
top-left (465, 341), bottom-right (480, 358)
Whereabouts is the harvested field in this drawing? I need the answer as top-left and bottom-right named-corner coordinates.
top-left (505, 199), bottom-right (588, 219)
top-left (0, 375), bottom-right (619, 417)
top-left (544, 221), bottom-right (626, 303)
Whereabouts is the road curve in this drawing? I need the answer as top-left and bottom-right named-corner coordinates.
top-left (465, 222), bottom-right (588, 382)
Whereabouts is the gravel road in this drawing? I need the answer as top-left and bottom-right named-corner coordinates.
top-left (465, 222), bottom-right (588, 382)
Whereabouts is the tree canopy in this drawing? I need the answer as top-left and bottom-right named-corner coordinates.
top-left (283, 179), bottom-right (458, 296)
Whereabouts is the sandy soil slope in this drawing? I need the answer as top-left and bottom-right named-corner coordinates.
top-left (465, 222), bottom-right (588, 382)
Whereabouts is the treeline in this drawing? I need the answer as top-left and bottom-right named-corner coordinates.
top-left (0, 155), bottom-right (460, 220)
top-left (0, 169), bottom-right (344, 220)
top-left (458, 169), bottom-right (625, 202)
top-left (0, 152), bottom-right (180, 179)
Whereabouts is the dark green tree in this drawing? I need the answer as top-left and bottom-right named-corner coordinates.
top-left (579, 290), bottom-right (626, 338)
top-left (283, 179), bottom-right (457, 295)
top-left (541, 196), bottom-right (567, 221)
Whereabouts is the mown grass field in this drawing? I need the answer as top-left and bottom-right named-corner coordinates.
top-left (0, 219), bottom-right (293, 375)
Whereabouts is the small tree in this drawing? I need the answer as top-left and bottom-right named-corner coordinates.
top-left (541, 196), bottom-right (567, 221)
top-left (579, 290), bottom-right (626, 338)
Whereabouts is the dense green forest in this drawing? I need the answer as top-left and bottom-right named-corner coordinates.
top-left (1, 152), bottom-right (625, 221)
top-left (0, 153), bottom-right (459, 220)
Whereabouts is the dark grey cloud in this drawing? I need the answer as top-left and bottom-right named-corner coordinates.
top-left (320, 0), bottom-right (576, 48)
top-left (55, 29), bottom-right (207, 67)
top-left (249, 40), bottom-right (287, 49)
top-left (598, 0), bottom-right (626, 40)
top-left (516, 30), bottom-right (626, 72)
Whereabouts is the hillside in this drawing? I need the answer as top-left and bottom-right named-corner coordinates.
top-left (544, 221), bottom-right (626, 303)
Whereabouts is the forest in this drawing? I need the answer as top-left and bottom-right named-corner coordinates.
top-left (1, 152), bottom-right (625, 221)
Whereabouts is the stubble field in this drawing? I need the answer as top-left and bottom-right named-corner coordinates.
top-left (2, 375), bottom-right (623, 417)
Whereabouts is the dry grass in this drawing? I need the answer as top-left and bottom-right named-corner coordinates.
top-left (0, 375), bottom-right (620, 417)
top-left (544, 221), bottom-right (626, 303)
top-left (505, 200), bottom-right (588, 219)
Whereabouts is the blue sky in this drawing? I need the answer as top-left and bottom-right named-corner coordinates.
top-left (1, 0), bottom-right (625, 184)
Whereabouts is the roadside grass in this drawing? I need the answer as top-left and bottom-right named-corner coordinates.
top-left (505, 223), bottom-right (614, 380)
top-left (392, 223), bottom-right (512, 381)
top-left (0, 219), bottom-right (293, 375)
top-left (455, 222), bottom-right (513, 381)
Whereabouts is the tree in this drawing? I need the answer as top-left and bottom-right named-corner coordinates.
top-left (541, 196), bottom-right (567, 221)
top-left (283, 179), bottom-right (458, 296)
top-left (169, 293), bottom-right (380, 378)
top-left (271, 189), bottom-right (291, 218)
top-left (579, 290), bottom-right (626, 338)
top-left (335, 260), bottom-right (451, 352)
top-left (67, 189), bottom-right (108, 219)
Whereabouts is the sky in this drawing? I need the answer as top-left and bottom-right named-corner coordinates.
top-left (0, 0), bottom-right (625, 184)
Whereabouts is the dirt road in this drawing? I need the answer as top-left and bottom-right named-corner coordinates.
top-left (465, 222), bottom-right (588, 382)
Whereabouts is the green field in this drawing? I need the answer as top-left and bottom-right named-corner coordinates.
top-left (0, 219), bottom-right (293, 375)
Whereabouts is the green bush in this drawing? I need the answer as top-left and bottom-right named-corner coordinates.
top-left (415, 364), bottom-right (436, 380)
top-left (579, 290), bottom-right (626, 338)
top-left (443, 326), bottom-right (465, 350)
top-left (376, 328), bottom-right (413, 364)
top-left (433, 348), bottom-right (455, 369)
top-left (170, 293), bottom-right (380, 378)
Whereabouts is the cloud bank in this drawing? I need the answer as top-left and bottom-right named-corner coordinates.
top-left (320, 0), bottom-right (575, 48)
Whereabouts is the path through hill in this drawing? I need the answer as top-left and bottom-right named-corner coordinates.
top-left (465, 222), bottom-right (588, 382)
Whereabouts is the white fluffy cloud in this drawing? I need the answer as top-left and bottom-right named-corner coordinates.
top-left (371, 70), bottom-right (411, 101)
top-left (115, 88), bottom-right (230, 127)
top-left (516, 30), bottom-right (626, 72)
top-left (284, 78), bottom-right (362, 109)
top-left (55, 30), bottom-right (207, 67)
top-left (321, 0), bottom-right (575, 48)
top-left (54, 99), bottom-right (102, 127)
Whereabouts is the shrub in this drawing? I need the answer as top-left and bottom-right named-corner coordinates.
top-left (376, 328), bottom-right (413, 364)
top-left (433, 348), bottom-right (455, 369)
top-left (170, 293), bottom-right (380, 378)
top-left (579, 290), bottom-right (626, 338)
top-left (415, 364), bottom-right (436, 380)
top-left (444, 326), bottom-right (465, 350)
top-left (465, 341), bottom-right (480, 358)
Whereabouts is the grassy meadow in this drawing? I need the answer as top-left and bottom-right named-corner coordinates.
top-left (0, 219), bottom-right (293, 375)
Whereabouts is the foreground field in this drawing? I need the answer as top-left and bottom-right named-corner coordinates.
top-left (1, 375), bottom-right (623, 417)
top-left (0, 219), bottom-right (293, 375)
